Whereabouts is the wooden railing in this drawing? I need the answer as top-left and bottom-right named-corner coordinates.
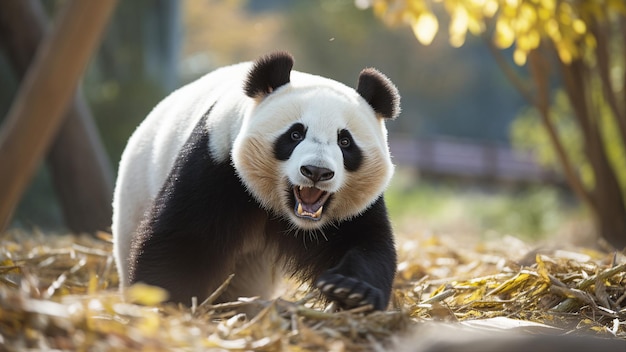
top-left (389, 136), bottom-right (562, 184)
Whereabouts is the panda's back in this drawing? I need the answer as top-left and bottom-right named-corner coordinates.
top-left (116, 63), bottom-right (251, 202)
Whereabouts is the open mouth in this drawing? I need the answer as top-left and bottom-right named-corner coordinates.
top-left (292, 185), bottom-right (332, 221)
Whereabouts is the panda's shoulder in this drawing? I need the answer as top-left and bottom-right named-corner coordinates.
top-left (140, 62), bottom-right (255, 136)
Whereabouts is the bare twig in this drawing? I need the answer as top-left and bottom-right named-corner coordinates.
top-left (421, 287), bottom-right (456, 305)
top-left (204, 274), bottom-right (234, 305)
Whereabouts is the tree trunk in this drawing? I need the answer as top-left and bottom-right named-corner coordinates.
top-left (0, 0), bottom-right (117, 233)
top-left (560, 59), bottom-right (626, 249)
top-left (47, 93), bottom-right (114, 233)
top-left (0, 0), bottom-right (114, 233)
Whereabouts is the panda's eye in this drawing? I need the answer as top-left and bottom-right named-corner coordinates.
top-left (291, 131), bottom-right (303, 141)
top-left (339, 136), bottom-right (351, 148)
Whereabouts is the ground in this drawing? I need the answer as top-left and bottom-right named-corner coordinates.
top-left (0, 229), bottom-right (624, 351)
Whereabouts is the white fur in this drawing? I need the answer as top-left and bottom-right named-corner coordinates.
top-left (112, 62), bottom-right (394, 288)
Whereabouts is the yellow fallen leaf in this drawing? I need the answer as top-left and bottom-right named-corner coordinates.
top-left (535, 254), bottom-right (550, 282)
top-left (125, 283), bottom-right (169, 305)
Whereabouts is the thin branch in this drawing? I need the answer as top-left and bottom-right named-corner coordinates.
top-left (527, 50), bottom-right (596, 211)
top-left (482, 34), bottom-right (535, 105)
top-left (558, 58), bottom-right (602, 209)
top-left (592, 19), bottom-right (626, 143)
top-left (560, 60), bottom-right (595, 142)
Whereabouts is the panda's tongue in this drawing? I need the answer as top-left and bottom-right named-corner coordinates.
top-left (299, 187), bottom-right (324, 204)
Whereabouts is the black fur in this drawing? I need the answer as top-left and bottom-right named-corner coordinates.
top-left (244, 51), bottom-right (294, 99)
top-left (310, 196), bottom-right (396, 310)
top-left (338, 129), bottom-right (363, 172)
top-left (129, 108), bottom-right (266, 304)
top-left (274, 123), bottom-right (306, 161)
top-left (356, 68), bottom-right (400, 120)
top-left (129, 113), bottom-right (396, 310)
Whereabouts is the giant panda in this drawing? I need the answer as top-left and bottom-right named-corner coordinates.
top-left (112, 52), bottom-right (400, 311)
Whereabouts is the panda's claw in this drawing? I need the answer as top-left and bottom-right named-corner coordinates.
top-left (348, 292), bottom-right (363, 301)
top-left (333, 287), bottom-right (350, 295)
top-left (322, 283), bottom-right (335, 292)
top-left (315, 272), bottom-right (384, 311)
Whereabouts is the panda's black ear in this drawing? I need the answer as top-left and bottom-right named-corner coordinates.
top-left (244, 52), bottom-right (294, 99)
top-left (356, 68), bottom-right (400, 120)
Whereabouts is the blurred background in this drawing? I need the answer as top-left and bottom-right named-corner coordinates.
top-left (3, 0), bottom-right (623, 247)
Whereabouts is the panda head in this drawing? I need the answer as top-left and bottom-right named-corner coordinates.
top-left (233, 52), bottom-right (400, 230)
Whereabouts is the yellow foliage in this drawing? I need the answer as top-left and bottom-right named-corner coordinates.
top-left (513, 47), bottom-right (527, 65)
top-left (449, 5), bottom-right (469, 47)
top-left (411, 11), bottom-right (439, 45)
top-left (369, 0), bottom-right (623, 66)
top-left (494, 17), bottom-right (514, 48)
top-left (572, 19), bottom-right (586, 35)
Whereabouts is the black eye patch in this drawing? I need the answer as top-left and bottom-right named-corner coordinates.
top-left (338, 129), bottom-right (363, 172)
top-left (274, 123), bottom-right (306, 161)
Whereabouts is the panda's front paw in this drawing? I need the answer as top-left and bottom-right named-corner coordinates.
top-left (315, 272), bottom-right (385, 310)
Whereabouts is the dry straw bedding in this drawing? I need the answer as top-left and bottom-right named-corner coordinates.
top-left (0, 231), bottom-right (625, 350)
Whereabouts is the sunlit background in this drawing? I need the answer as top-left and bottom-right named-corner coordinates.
top-left (2, 0), bottom-right (612, 245)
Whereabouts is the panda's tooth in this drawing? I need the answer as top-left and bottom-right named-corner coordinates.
top-left (297, 203), bottom-right (304, 215)
top-left (314, 206), bottom-right (323, 218)
top-left (299, 185), bottom-right (303, 191)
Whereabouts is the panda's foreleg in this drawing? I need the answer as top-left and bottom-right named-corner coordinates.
top-left (130, 225), bottom-right (236, 304)
top-left (315, 196), bottom-right (396, 311)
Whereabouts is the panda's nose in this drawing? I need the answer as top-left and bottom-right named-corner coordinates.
top-left (300, 165), bottom-right (334, 182)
